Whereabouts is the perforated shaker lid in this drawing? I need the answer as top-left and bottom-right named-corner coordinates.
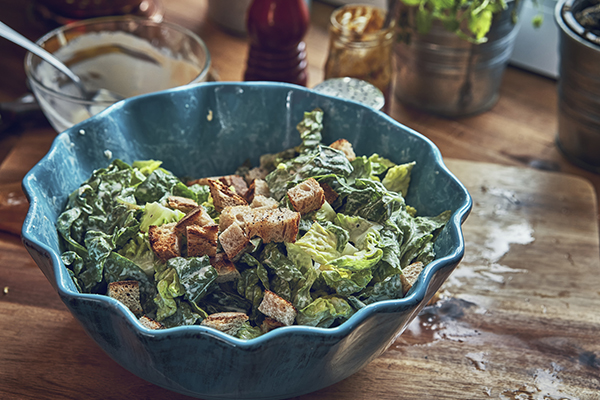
top-left (312, 77), bottom-right (385, 111)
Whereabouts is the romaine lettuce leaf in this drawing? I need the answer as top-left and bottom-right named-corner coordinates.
top-left (154, 267), bottom-right (184, 321)
top-left (237, 267), bottom-right (265, 318)
top-left (259, 243), bottom-right (304, 282)
top-left (187, 184), bottom-right (211, 204)
top-left (103, 251), bottom-right (157, 315)
top-left (160, 299), bottom-right (206, 328)
top-left (297, 108), bottom-right (323, 152)
top-left (338, 179), bottom-right (405, 224)
top-left (291, 263), bottom-right (320, 309)
top-left (118, 232), bottom-right (155, 276)
top-left (320, 265), bottom-right (373, 297)
top-left (169, 257), bottom-right (218, 312)
top-left (293, 222), bottom-right (340, 265)
top-left (296, 296), bottom-right (353, 328)
top-left (203, 286), bottom-right (252, 315)
top-left (392, 209), bottom-right (451, 268)
top-left (134, 168), bottom-right (187, 204)
top-left (350, 273), bottom-right (404, 307)
top-left (349, 156), bottom-right (373, 181)
top-left (368, 154), bottom-right (395, 176)
top-left (132, 160), bottom-right (162, 177)
top-left (139, 202), bottom-right (185, 232)
top-left (235, 321), bottom-right (263, 340)
top-left (382, 162), bottom-right (415, 197)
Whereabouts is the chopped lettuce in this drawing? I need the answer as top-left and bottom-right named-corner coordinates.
top-left (382, 162), bottom-right (415, 197)
top-left (139, 202), bottom-right (185, 232)
top-left (57, 107), bottom-right (451, 339)
top-left (296, 296), bottom-right (354, 328)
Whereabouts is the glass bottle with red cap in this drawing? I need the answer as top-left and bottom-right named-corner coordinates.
top-left (244, 0), bottom-right (310, 86)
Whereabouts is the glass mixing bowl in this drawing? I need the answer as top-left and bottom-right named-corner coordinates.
top-left (25, 16), bottom-right (211, 132)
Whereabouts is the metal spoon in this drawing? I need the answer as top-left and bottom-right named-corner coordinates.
top-left (0, 21), bottom-right (124, 104)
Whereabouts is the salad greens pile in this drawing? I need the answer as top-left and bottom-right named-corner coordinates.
top-left (57, 108), bottom-right (449, 339)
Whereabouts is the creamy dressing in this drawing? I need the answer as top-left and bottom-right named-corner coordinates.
top-left (36, 31), bottom-right (204, 126)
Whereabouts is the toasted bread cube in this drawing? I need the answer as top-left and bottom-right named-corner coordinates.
top-left (208, 178), bottom-right (248, 212)
top-left (139, 315), bottom-right (165, 330)
top-left (246, 207), bottom-right (300, 243)
top-left (148, 223), bottom-right (180, 261)
top-left (219, 222), bottom-right (250, 259)
top-left (243, 167), bottom-right (269, 185)
top-left (221, 175), bottom-right (249, 198)
top-left (258, 290), bottom-right (297, 326)
top-left (190, 175), bottom-right (248, 196)
top-left (219, 205), bottom-right (253, 232)
top-left (250, 195), bottom-right (279, 210)
top-left (167, 196), bottom-right (198, 213)
top-left (187, 224), bottom-right (219, 258)
top-left (287, 178), bottom-right (325, 215)
top-left (220, 205), bottom-right (300, 249)
top-left (175, 206), bottom-right (216, 236)
top-left (260, 317), bottom-right (285, 333)
top-left (186, 177), bottom-right (210, 186)
top-left (320, 182), bottom-right (339, 205)
top-left (330, 138), bottom-right (356, 161)
top-left (107, 281), bottom-right (143, 316)
top-left (187, 174), bottom-right (247, 194)
top-left (210, 253), bottom-right (241, 283)
top-left (400, 261), bottom-right (425, 296)
top-left (245, 179), bottom-right (271, 203)
top-left (201, 312), bottom-right (249, 335)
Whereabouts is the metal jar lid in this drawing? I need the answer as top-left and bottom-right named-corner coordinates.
top-left (313, 77), bottom-right (385, 111)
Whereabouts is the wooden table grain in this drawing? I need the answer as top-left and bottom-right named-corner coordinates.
top-left (0, 1), bottom-right (599, 399)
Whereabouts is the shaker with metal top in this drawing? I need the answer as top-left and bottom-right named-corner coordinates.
top-left (324, 5), bottom-right (395, 108)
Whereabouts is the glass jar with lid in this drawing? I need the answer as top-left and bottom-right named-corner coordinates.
top-left (324, 4), bottom-right (394, 107)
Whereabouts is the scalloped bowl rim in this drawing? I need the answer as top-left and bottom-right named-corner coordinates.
top-left (21, 81), bottom-right (472, 348)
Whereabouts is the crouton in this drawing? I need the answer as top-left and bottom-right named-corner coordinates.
top-left (320, 182), bottom-right (339, 205)
top-left (245, 179), bottom-right (271, 203)
top-left (287, 178), bottom-right (325, 215)
top-left (330, 138), bottom-right (356, 161)
top-left (107, 281), bottom-right (143, 316)
top-left (187, 176), bottom-right (210, 186)
top-left (243, 167), bottom-right (269, 185)
top-left (246, 207), bottom-right (300, 244)
top-left (400, 261), bottom-right (424, 296)
top-left (201, 312), bottom-right (249, 335)
top-left (167, 196), bottom-right (198, 213)
top-left (175, 206), bottom-right (216, 236)
top-left (250, 195), bottom-right (279, 210)
top-left (222, 175), bottom-right (249, 198)
top-left (186, 224), bottom-right (219, 258)
top-left (219, 222), bottom-right (250, 259)
top-left (258, 290), bottom-right (297, 326)
top-left (148, 223), bottom-right (180, 261)
top-left (219, 205), bottom-right (300, 257)
top-left (188, 175), bottom-right (248, 198)
top-left (139, 315), bottom-right (165, 330)
top-left (208, 178), bottom-right (248, 212)
top-left (210, 253), bottom-right (241, 283)
top-left (260, 317), bottom-right (285, 333)
top-left (219, 205), bottom-right (253, 232)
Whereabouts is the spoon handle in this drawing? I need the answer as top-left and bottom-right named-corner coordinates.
top-left (0, 21), bottom-right (82, 86)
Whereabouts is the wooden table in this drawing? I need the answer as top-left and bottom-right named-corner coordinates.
top-left (1, 1), bottom-right (599, 399)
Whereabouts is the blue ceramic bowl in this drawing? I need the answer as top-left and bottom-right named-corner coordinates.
top-left (22, 82), bottom-right (472, 400)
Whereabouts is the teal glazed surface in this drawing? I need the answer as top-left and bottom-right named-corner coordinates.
top-left (21, 82), bottom-right (472, 400)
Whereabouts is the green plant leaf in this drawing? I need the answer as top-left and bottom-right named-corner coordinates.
top-left (469, 9), bottom-right (493, 40)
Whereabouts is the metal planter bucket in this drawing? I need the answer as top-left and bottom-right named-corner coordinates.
top-left (394, 1), bottom-right (522, 117)
top-left (555, 0), bottom-right (600, 172)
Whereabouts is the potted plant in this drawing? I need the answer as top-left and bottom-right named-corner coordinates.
top-left (555, 0), bottom-right (600, 172)
top-left (393, 0), bottom-right (532, 117)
